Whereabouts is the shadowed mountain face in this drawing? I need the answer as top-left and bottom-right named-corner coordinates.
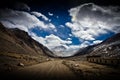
top-left (101, 33), bottom-right (120, 44)
top-left (75, 33), bottom-right (120, 58)
top-left (0, 23), bottom-right (54, 57)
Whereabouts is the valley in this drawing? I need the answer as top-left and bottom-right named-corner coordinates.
top-left (0, 22), bottom-right (120, 80)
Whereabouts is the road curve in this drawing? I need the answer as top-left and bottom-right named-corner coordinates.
top-left (5, 60), bottom-right (78, 80)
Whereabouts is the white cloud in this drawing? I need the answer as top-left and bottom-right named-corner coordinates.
top-left (61, 45), bottom-right (80, 56)
top-left (93, 40), bottom-right (103, 44)
top-left (31, 11), bottom-right (49, 21)
top-left (30, 32), bottom-right (72, 49)
top-left (30, 32), bottom-right (88, 56)
top-left (66, 22), bottom-right (95, 40)
top-left (66, 3), bottom-right (120, 42)
top-left (69, 34), bottom-right (72, 37)
top-left (1, 21), bottom-right (29, 32)
top-left (30, 32), bottom-right (77, 56)
top-left (67, 38), bottom-right (72, 40)
top-left (48, 12), bottom-right (53, 16)
top-left (79, 41), bottom-right (91, 48)
top-left (0, 8), bottom-right (56, 31)
top-left (44, 34), bottom-right (72, 48)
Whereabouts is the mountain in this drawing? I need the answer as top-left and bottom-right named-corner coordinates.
top-left (89, 33), bottom-right (120, 58)
top-left (0, 23), bottom-right (54, 57)
top-left (0, 23), bottom-right (55, 71)
top-left (74, 44), bottom-right (98, 56)
top-left (75, 33), bottom-right (120, 58)
top-left (101, 33), bottom-right (120, 44)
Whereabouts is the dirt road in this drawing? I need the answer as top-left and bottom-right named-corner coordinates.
top-left (4, 60), bottom-right (78, 80)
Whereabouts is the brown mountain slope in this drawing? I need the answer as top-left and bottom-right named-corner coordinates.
top-left (0, 23), bottom-right (54, 72)
top-left (0, 23), bottom-right (54, 56)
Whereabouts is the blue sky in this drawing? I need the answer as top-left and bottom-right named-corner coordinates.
top-left (0, 2), bottom-right (120, 56)
top-left (30, 5), bottom-right (82, 46)
top-left (30, 3), bottom-right (116, 45)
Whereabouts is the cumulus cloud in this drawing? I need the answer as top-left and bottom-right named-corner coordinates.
top-left (30, 32), bottom-right (100, 57)
top-left (14, 2), bottom-right (30, 11)
top-left (66, 22), bottom-right (95, 41)
top-left (30, 32), bottom-right (82, 56)
top-left (0, 8), bottom-right (56, 32)
top-left (66, 3), bottom-right (120, 46)
top-left (30, 32), bottom-right (77, 56)
top-left (43, 34), bottom-right (72, 49)
top-left (31, 11), bottom-right (49, 21)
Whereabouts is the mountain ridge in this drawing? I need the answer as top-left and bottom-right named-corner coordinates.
top-left (74, 33), bottom-right (120, 58)
top-left (0, 23), bottom-right (54, 57)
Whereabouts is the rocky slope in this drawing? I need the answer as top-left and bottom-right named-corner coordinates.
top-left (0, 23), bottom-right (54, 56)
top-left (89, 33), bottom-right (120, 58)
top-left (0, 23), bottom-right (54, 72)
top-left (75, 33), bottom-right (120, 58)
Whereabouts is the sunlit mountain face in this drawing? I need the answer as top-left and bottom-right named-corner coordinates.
top-left (0, 0), bottom-right (120, 57)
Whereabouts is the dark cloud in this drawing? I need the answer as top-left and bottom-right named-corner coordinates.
top-left (14, 2), bottom-right (30, 11)
top-left (0, 0), bottom-right (120, 9)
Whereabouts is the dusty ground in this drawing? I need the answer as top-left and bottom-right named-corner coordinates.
top-left (1, 59), bottom-right (120, 80)
top-left (0, 52), bottom-right (51, 72)
top-left (2, 60), bottom-right (78, 80)
top-left (63, 60), bottom-right (120, 80)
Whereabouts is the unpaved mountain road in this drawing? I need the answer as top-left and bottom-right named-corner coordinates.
top-left (4, 60), bottom-right (79, 80)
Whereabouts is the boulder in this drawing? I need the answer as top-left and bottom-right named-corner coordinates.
top-left (18, 63), bottom-right (24, 67)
